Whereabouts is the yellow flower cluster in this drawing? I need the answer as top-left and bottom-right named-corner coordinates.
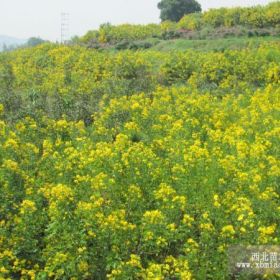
top-left (0, 41), bottom-right (279, 280)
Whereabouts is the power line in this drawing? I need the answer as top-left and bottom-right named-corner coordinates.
top-left (61, 12), bottom-right (70, 44)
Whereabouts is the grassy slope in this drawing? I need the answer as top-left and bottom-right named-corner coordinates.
top-left (150, 36), bottom-right (280, 52)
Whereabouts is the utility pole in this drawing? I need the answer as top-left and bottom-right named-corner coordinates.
top-left (61, 12), bottom-right (70, 44)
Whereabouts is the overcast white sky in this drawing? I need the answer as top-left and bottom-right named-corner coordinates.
top-left (0, 0), bottom-right (275, 41)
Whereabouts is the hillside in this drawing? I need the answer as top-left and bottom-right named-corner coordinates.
top-left (0, 35), bottom-right (26, 50)
top-left (76, 1), bottom-right (280, 50)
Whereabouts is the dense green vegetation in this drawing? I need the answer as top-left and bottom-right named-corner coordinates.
top-left (158, 0), bottom-right (202, 22)
top-left (0, 42), bottom-right (279, 124)
top-left (78, 2), bottom-right (280, 48)
top-left (0, 2), bottom-right (280, 280)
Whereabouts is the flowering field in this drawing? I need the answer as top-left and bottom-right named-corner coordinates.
top-left (0, 41), bottom-right (280, 279)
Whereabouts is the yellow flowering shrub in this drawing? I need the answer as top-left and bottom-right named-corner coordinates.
top-left (0, 35), bottom-right (279, 280)
top-left (75, 2), bottom-right (280, 46)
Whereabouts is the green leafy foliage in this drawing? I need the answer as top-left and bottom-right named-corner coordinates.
top-left (78, 2), bottom-right (280, 46)
top-left (158, 0), bottom-right (202, 22)
top-left (0, 5), bottom-right (280, 278)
